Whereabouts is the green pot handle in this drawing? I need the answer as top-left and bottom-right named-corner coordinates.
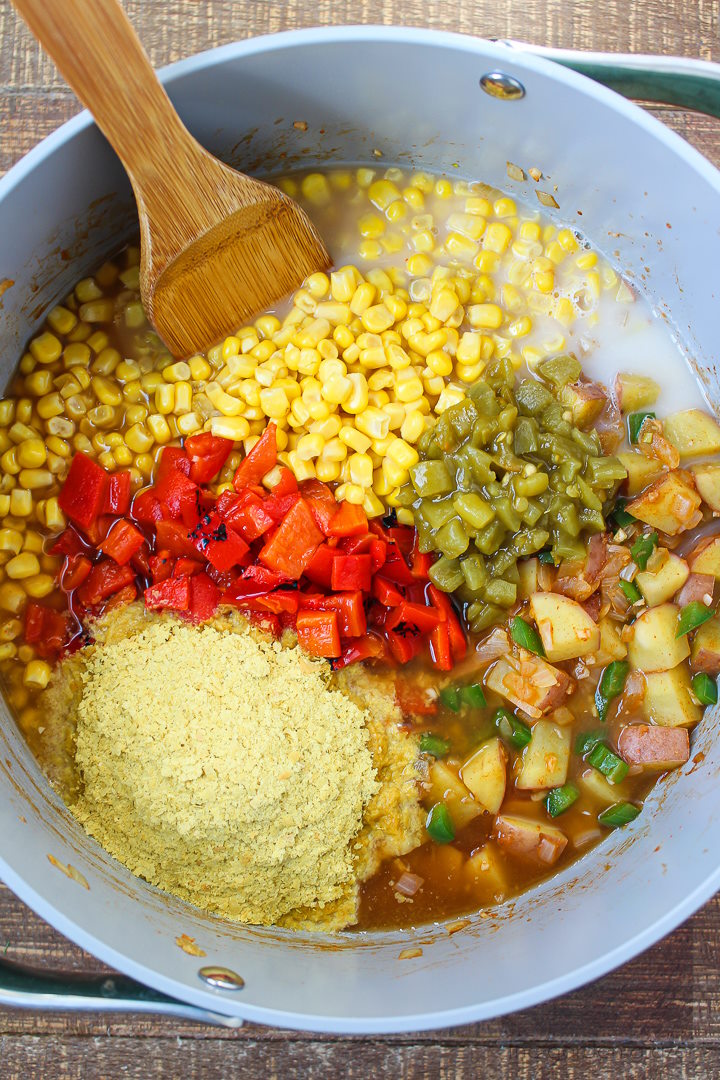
top-left (502, 43), bottom-right (720, 120)
top-left (0, 954), bottom-right (242, 1026)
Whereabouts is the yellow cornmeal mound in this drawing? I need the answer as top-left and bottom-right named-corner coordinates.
top-left (46, 606), bottom-right (424, 929)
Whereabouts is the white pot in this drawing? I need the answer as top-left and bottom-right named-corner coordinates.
top-left (2, 27), bottom-right (720, 1033)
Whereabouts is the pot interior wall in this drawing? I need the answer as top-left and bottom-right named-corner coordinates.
top-left (1, 30), bottom-right (720, 1031)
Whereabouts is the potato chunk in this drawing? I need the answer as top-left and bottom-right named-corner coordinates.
top-left (578, 767), bottom-right (630, 805)
top-left (559, 380), bottom-right (606, 429)
top-left (689, 537), bottom-right (720, 580)
top-left (626, 470), bottom-right (702, 535)
top-left (614, 373), bottom-right (660, 413)
top-left (617, 450), bottom-right (665, 497)
top-left (426, 761), bottom-right (481, 829)
top-left (691, 616), bottom-right (720, 675)
top-left (515, 720), bottom-right (571, 790)
top-left (692, 463), bottom-right (720, 512)
top-left (644, 667), bottom-right (702, 728)
top-left (627, 603), bottom-right (690, 672)
top-left (529, 592), bottom-right (600, 662)
top-left (460, 738), bottom-right (506, 813)
top-left (663, 409), bottom-right (720, 458)
top-left (493, 815), bottom-right (568, 866)
top-left (618, 723), bottom-right (690, 769)
top-left (635, 551), bottom-right (689, 606)
top-left (485, 653), bottom-right (574, 718)
top-left (596, 617), bottom-right (628, 662)
top-left (464, 842), bottom-right (508, 897)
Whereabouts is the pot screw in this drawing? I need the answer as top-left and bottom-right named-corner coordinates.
top-left (479, 72), bottom-right (526, 100)
top-left (198, 966), bottom-right (245, 991)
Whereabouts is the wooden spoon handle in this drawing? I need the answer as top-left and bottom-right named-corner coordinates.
top-left (12, 0), bottom-right (194, 194)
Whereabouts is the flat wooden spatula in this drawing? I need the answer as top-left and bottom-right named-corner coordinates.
top-left (13, 0), bottom-right (331, 357)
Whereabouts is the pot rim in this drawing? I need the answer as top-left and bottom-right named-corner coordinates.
top-left (2, 25), bottom-right (720, 1033)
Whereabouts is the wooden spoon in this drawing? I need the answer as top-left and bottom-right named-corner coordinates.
top-left (13, 0), bottom-right (331, 356)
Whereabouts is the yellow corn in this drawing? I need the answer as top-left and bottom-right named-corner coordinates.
top-left (24, 575), bottom-right (55, 599)
top-left (6, 552), bottom-right (39, 579)
top-left (24, 659), bottom-right (51, 688)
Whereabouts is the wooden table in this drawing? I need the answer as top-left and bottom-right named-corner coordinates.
top-left (2, 1), bottom-right (720, 1074)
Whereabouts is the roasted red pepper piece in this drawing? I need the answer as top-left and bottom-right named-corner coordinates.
top-left (183, 572), bottom-right (221, 623)
top-left (25, 603), bottom-right (69, 657)
top-left (24, 601), bottom-right (46, 644)
top-left (149, 551), bottom-right (174, 583)
top-left (154, 519), bottom-right (198, 560)
top-left (427, 585), bottom-right (467, 661)
top-left (429, 620), bottom-right (453, 671)
top-left (262, 491), bottom-right (300, 523)
top-left (386, 600), bottom-right (443, 638)
top-left (102, 471), bottom-right (132, 516)
top-left (224, 564), bottom-right (294, 598)
top-left (296, 609), bottom-right (341, 658)
top-left (266, 466), bottom-right (298, 497)
top-left (220, 490), bottom-right (274, 541)
top-left (184, 433), bottom-right (233, 485)
top-left (153, 467), bottom-right (198, 520)
top-left (233, 423), bottom-right (277, 489)
top-left (386, 626), bottom-right (422, 665)
top-left (156, 446), bottom-right (191, 483)
top-left (331, 553), bottom-right (373, 592)
top-left (173, 557), bottom-right (204, 577)
top-left (326, 501), bottom-right (368, 538)
top-left (300, 479), bottom-right (337, 535)
top-left (379, 541), bottom-right (416, 585)
top-left (99, 519), bottom-right (145, 565)
top-left (50, 527), bottom-right (87, 557)
top-left (299, 591), bottom-right (366, 637)
top-left (395, 679), bottom-right (439, 716)
top-left (371, 575), bottom-right (404, 607)
top-left (409, 537), bottom-right (433, 580)
top-left (190, 511), bottom-right (249, 572)
top-left (58, 452), bottom-right (108, 531)
top-left (102, 583), bottom-right (137, 614)
top-left (76, 559), bottom-right (136, 607)
top-left (304, 543), bottom-right (336, 588)
top-left (259, 498), bottom-right (323, 579)
top-left (331, 632), bottom-right (388, 669)
top-left (60, 554), bottom-right (92, 592)
top-left (236, 591), bottom-right (300, 616)
top-left (131, 489), bottom-right (165, 525)
top-left (145, 575), bottom-right (191, 612)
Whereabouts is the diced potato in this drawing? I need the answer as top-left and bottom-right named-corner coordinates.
top-left (618, 723), bottom-right (690, 770)
top-left (617, 450), bottom-right (665, 497)
top-left (460, 737), bottom-right (507, 813)
top-left (626, 470), bottom-right (702, 535)
top-left (596, 616), bottom-right (628, 662)
top-left (627, 603), bottom-right (689, 672)
top-left (559, 380), bottom-right (607, 429)
top-left (635, 551), bottom-right (689, 606)
top-left (493, 814), bottom-right (568, 866)
top-left (663, 409), bottom-right (720, 458)
top-left (614, 373), bottom-right (660, 413)
top-left (425, 761), bottom-right (482, 829)
top-left (644, 666), bottom-right (703, 728)
top-left (517, 557), bottom-right (539, 600)
top-left (464, 842), bottom-right (508, 897)
top-left (691, 463), bottom-right (720, 512)
top-left (578, 767), bottom-right (629, 805)
top-left (689, 537), bottom-right (720, 580)
top-left (485, 655), bottom-right (574, 718)
top-left (529, 592), bottom-right (600, 662)
top-left (516, 720), bottom-right (571, 790)
top-left (691, 616), bottom-right (720, 675)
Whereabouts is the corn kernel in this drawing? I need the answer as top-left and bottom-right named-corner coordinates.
top-left (386, 439), bottom-right (419, 469)
top-left (400, 410), bottom-right (425, 444)
top-left (113, 445), bottom-right (133, 467)
top-left (467, 303), bottom-right (503, 330)
top-left (426, 349), bottom-right (453, 377)
top-left (30, 332), bottom-right (62, 365)
top-left (25, 370), bottom-right (53, 397)
top-left (259, 387), bottom-right (290, 419)
top-left (576, 251), bottom-right (598, 270)
top-left (483, 222), bottom-right (513, 254)
top-left (0, 529), bottom-right (23, 555)
top-left (47, 305), bottom-right (77, 335)
top-left (6, 552), bottom-right (39, 579)
top-left (435, 385), bottom-right (466, 414)
top-left (16, 439), bottom-right (46, 470)
top-left (37, 393), bottom-right (65, 420)
top-left (24, 659), bottom-right (51, 688)
top-left (0, 643), bottom-right (17, 661)
top-left (25, 574), bottom-right (55, 600)
top-left (381, 459), bottom-right (409, 488)
top-left (176, 412), bottom-right (202, 436)
top-left (508, 315), bottom-right (532, 337)
top-left (301, 172), bottom-right (331, 206)
top-left (0, 448), bottom-right (19, 476)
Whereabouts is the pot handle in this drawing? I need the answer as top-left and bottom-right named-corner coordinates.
top-left (501, 43), bottom-right (720, 120)
top-left (0, 955), bottom-right (243, 1027)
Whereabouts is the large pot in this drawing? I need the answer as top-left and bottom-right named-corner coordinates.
top-left (2, 27), bottom-right (720, 1033)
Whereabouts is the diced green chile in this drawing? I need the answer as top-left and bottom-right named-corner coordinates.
top-left (619, 579), bottom-right (642, 604)
top-left (510, 616), bottom-right (545, 656)
top-left (676, 601), bottom-right (716, 638)
top-left (692, 672), bottom-right (718, 706)
top-left (595, 660), bottom-right (630, 722)
top-left (494, 707), bottom-right (532, 748)
top-left (546, 783), bottom-right (579, 817)
top-left (631, 531), bottom-right (658, 571)
top-left (628, 411), bottom-right (656, 444)
top-left (598, 802), bottom-right (640, 828)
top-left (419, 733), bottom-right (451, 757)
top-left (409, 459), bottom-right (454, 497)
top-left (426, 803), bottom-right (455, 843)
top-left (587, 742), bottom-right (629, 784)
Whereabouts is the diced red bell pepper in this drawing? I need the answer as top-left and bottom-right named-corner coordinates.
top-left (102, 583), bottom-right (137, 614)
top-left (220, 490), bottom-right (274, 541)
top-left (58, 452), bottom-right (109, 532)
top-left (427, 585), bottom-right (467, 662)
top-left (259, 498), bottom-right (323, 579)
top-left (184, 572), bottom-right (221, 623)
top-left (409, 536), bottom-right (434, 580)
top-left (233, 423), bottom-right (277, 489)
top-left (326, 501), bottom-right (368, 538)
top-left (379, 541), bottom-right (416, 585)
top-left (50, 527), bottom-right (87, 557)
top-left (236, 591), bottom-right (300, 616)
top-left (156, 446), bottom-right (191, 483)
top-left (331, 632), bottom-right (388, 669)
top-left (386, 627), bottom-right (422, 665)
top-left (99, 519), bottom-right (145, 565)
top-left (266, 466), bottom-right (298, 497)
top-left (25, 602), bottom-right (68, 657)
top-left (76, 560), bottom-right (136, 607)
top-left (102, 471), bottom-right (132, 516)
top-left (60, 554), bottom-right (92, 592)
top-left (395, 679), bottom-right (439, 716)
top-left (173, 557), bottom-right (204, 577)
top-left (331, 553), bottom-right (373, 592)
top-left (296, 609), bottom-right (341, 658)
top-left (429, 620), bottom-right (453, 671)
top-left (149, 551), bottom-right (174, 583)
top-left (131, 545), bottom-right (151, 577)
top-left (131, 489), bottom-right (165, 525)
top-left (299, 591), bottom-right (367, 638)
top-left (224, 564), bottom-right (294, 599)
top-left (263, 491), bottom-right (300, 523)
top-left (153, 467), bottom-right (198, 520)
top-left (154, 519), bottom-right (199, 560)
top-left (301, 479), bottom-right (338, 535)
top-left (180, 487), bottom-right (215, 530)
top-left (190, 511), bottom-right (249, 572)
top-left (145, 575), bottom-right (191, 612)
top-left (304, 543), bottom-right (336, 588)
top-left (24, 601), bottom-right (47, 644)
top-left (371, 576), bottom-right (404, 607)
top-left (184, 433), bottom-right (233, 485)
top-left (386, 600), bottom-right (444, 638)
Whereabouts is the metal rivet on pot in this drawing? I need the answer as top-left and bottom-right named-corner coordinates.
top-left (198, 966), bottom-right (245, 991)
top-left (479, 72), bottom-right (526, 100)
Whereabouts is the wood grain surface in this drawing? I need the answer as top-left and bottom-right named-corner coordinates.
top-left (2, 1), bottom-right (720, 1076)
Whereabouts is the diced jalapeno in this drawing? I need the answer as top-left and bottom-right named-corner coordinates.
top-left (692, 672), bottom-right (718, 706)
top-left (426, 803), bottom-right (455, 843)
top-left (510, 615), bottom-right (545, 656)
top-left (546, 783), bottom-right (579, 818)
top-left (676, 601), bottom-right (716, 638)
top-left (598, 802), bottom-right (640, 828)
top-left (419, 733), bottom-right (451, 757)
top-left (494, 707), bottom-right (532, 748)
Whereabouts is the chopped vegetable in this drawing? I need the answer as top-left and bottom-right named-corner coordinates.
top-left (676, 600), bottom-right (715, 638)
top-left (575, 729), bottom-right (606, 756)
top-left (587, 742), bottom-right (629, 784)
top-left (419, 733), bottom-right (450, 757)
top-left (692, 672), bottom-right (718, 705)
top-left (494, 707), bottom-right (532, 748)
top-left (296, 609), bottom-right (342, 658)
top-left (439, 685), bottom-right (462, 711)
top-left (232, 423), bottom-right (277, 488)
top-left (609, 499), bottom-right (636, 529)
top-left (460, 683), bottom-right (487, 708)
top-left (595, 660), bottom-right (629, 722)
top-left (631, 531), bottom-right (658, 571)
top-left (546, 783), bottom-right (579, 818)
top-left (628, 411), bottom-right (656, 443)
top-left (426, 803), bottom-right (455, 843)
top-left (619, 579), bottom-right (642, 604)
top-left (598, 802), bottom-right (640, 828)
top-left (57, 452), bottom-right (108, 531)
top-left (510, 615), bottom-right (546, 656)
